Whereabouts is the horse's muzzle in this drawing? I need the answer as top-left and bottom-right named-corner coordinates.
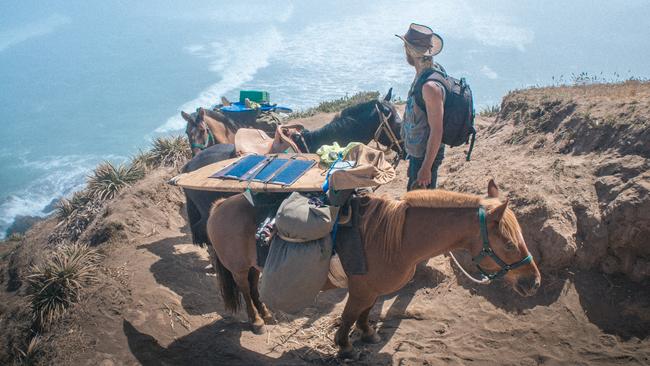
top-left (515, 275), bottom-right (541, 297)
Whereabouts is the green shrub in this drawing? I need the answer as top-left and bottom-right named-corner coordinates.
top-left (87, 161), bottom-right (145, 201)
top-left (27, 243), bottom-right (101, 329)
top-left (146, 136), bottom-right (191, 168)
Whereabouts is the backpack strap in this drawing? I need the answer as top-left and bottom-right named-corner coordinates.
top-left (413, 68), bottom-right (451, 113)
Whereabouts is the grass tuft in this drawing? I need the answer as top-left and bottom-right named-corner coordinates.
top-left (479, 104), bottom-right (501, 117)
top-left (14, 335), bottom-right (42, 366)
top-left (87, 162), bottom-right (145, 201)
top-left (289, 91), bottom-right (380, 119)
top-left (8, 232), bottom-right (24, 242)
top-left (145, 136), bottom-right (191, 168)
top-left (27, 243), bottom-right (101, 329)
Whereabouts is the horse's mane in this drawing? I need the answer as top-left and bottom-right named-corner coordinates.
top-left (360, 190), bottom-right (522, 262)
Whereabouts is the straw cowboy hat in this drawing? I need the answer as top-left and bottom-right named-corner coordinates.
top-left (396, 23), bottom-right (443, 57)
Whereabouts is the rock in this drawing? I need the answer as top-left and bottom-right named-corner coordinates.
top-left (5, 215), bottom-right (43, 236)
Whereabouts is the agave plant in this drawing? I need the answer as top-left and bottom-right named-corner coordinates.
top-left (87, 161), bottom-right (145, 201)
top-left (130, 149), bottom-right (156, 170)
top-left (14, 335), bottom-right (42, 366)
top-left (27, 243), bottom-right (101, 329)
top-left (147, 135), bottom-right (191, 168)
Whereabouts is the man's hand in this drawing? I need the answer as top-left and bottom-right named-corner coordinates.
top-left (416, 166), bottom-right (432, 188)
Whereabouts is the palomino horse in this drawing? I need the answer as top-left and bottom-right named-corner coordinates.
top-left (206, 180), bottom-right (541, 358)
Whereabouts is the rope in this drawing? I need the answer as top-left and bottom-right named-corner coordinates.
top-left (448, 251), bottom-right (490, 284)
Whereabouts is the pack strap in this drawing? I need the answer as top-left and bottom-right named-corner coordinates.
top-left (466, 131), bottom-right (476, 161)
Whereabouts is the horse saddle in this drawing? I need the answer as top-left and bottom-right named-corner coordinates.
top-left (235, 125), bottom-right (305, 155)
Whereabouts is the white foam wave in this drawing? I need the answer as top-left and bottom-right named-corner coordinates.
top-left (0, 154), bottom-right (126, 239)
top-left (156, 27), bottom-right (284, 132)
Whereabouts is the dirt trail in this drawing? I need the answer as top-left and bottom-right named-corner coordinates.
top-left (3, 85), bottom-right (650, 365)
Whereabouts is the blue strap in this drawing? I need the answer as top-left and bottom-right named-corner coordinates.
top-left (322, 154), bottom-right (343, 193)
top-left (474, 206), bottom-right (534, 280)
top-left (330, 212), bottom-right (340, 250)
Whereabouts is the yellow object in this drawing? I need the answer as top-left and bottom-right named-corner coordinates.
top-left (316, 142), bottom-right (362, 165)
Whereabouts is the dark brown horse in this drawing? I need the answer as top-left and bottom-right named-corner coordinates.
top-left (182, 89), bottom-right (403, 157)
top-left (206, 180), bottom-right (541, 358)
top-left (182, 90), bottom-right (403, 246)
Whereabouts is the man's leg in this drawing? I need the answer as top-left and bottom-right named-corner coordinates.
top-left (407, 156), bottom-right (423, 191)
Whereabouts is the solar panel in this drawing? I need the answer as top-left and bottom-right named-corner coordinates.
top-left (210, 155), bottom-right (315, 187)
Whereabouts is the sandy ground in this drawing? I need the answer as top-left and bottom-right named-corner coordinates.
top-left (3, 102), bottom-right (649, 365)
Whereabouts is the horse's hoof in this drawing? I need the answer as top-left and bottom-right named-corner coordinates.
top-left (263, 314), bottom-right (275, 324)
top-left (361, 332), bottom-right (381, 344)
top-left (252, 323), bottom-right (266, 335)
top-left (337, 347), bottom-right (359, 361)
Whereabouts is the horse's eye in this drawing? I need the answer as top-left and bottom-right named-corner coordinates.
top-left (505, 241), bottom-right (517, 251)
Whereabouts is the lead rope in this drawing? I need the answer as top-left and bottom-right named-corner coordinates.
top-left (447, 251), bottom-right (490, 284)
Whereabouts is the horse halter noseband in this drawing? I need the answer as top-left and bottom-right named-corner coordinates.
top-left (472, 206), bottom-right (533, 281)
top-left (189, 124), bottom-right (215, 154)
top-left (373, 104), bottom-right (404, 167)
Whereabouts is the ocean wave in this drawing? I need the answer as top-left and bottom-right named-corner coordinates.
top-left (156, 27), bottom-right (284, 132)
top-left (0, 154), bottom-right (126, 239)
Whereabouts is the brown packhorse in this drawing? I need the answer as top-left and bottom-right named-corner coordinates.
top-left (182, 108), bottom-right (237, 156)
top-left (206, 180), bottom-right (541, 358)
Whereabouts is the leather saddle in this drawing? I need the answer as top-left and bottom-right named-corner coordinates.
top-left (235, 125), bottom-right (305, 155)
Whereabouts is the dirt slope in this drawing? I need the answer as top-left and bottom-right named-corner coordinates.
top-left (1, 83), bottom-right (649, 365)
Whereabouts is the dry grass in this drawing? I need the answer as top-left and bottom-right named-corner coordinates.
top-left (7, 232), bottom-right (24, 242)
top-left (289, 91), bottom-right (380, 119)
top-left (13, 335), bottom-right (43, 366)
top-left (27, 243), bottom-right (102, 329)
top-left (269, 310), bottom-right (339, 362)
top-left (479, 104), bottom-right (500, 117)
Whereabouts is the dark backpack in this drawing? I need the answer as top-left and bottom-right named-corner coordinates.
top-left (413, 68), bottom-right (476, 161)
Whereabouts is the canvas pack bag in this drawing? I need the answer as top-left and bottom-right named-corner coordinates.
top-left (413, 67), bottom-right (476, 160)
top-left (275, 192), bottom-right (338, 242)
top-left (259, 235), bottom-right (333, 313)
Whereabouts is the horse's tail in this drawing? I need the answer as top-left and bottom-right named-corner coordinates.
top-left (208, 197), bottom-right (241, 313)
top-left (212, 251), bottom-right (241, 313)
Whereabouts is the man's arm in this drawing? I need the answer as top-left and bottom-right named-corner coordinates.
top-left (415, 81), bottom-right (445, 187)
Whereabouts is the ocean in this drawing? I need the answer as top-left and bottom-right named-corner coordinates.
top-left (1, 0), bottom-right (649, 238)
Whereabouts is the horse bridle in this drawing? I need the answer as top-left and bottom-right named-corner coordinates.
top-left (472, 206), bottom-right (533, 280)
top-left (373, 104), bottom-right (404, 168)
top-left (188, 119), bottom-right (216, 155)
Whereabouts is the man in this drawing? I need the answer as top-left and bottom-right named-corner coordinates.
top-left (397, 23), bottom-right (446, 190)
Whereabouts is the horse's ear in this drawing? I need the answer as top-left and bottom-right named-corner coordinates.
top-left (181, 111), bottom-right (194, 123)
top-left (487, 198), bottom-right (508, 223)
top-left (198, 108), bottom-right (206, 117)
top-left (384, 87), bottom-right (393, 102)
top-left (487, 179), bottom-right (499, 198)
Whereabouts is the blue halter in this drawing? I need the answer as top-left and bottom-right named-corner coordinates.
top-left (472, 206), bottom-right (533, 280)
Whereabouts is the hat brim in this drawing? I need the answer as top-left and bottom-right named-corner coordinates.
top-left (395, 33), bottom-right (443, 57)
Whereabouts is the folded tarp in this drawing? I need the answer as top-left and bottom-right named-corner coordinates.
top-left (328, 144), bottom-right (396, 190)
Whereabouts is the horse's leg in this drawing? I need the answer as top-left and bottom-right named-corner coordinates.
top-left (232, 269), bottom-right (265, 335)
top-left (334, 294), bottom-right (376, 359)
top-left (356, 301), bottom-right (381, 343)
top-left (248, 268), bottom-right (272, 323)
